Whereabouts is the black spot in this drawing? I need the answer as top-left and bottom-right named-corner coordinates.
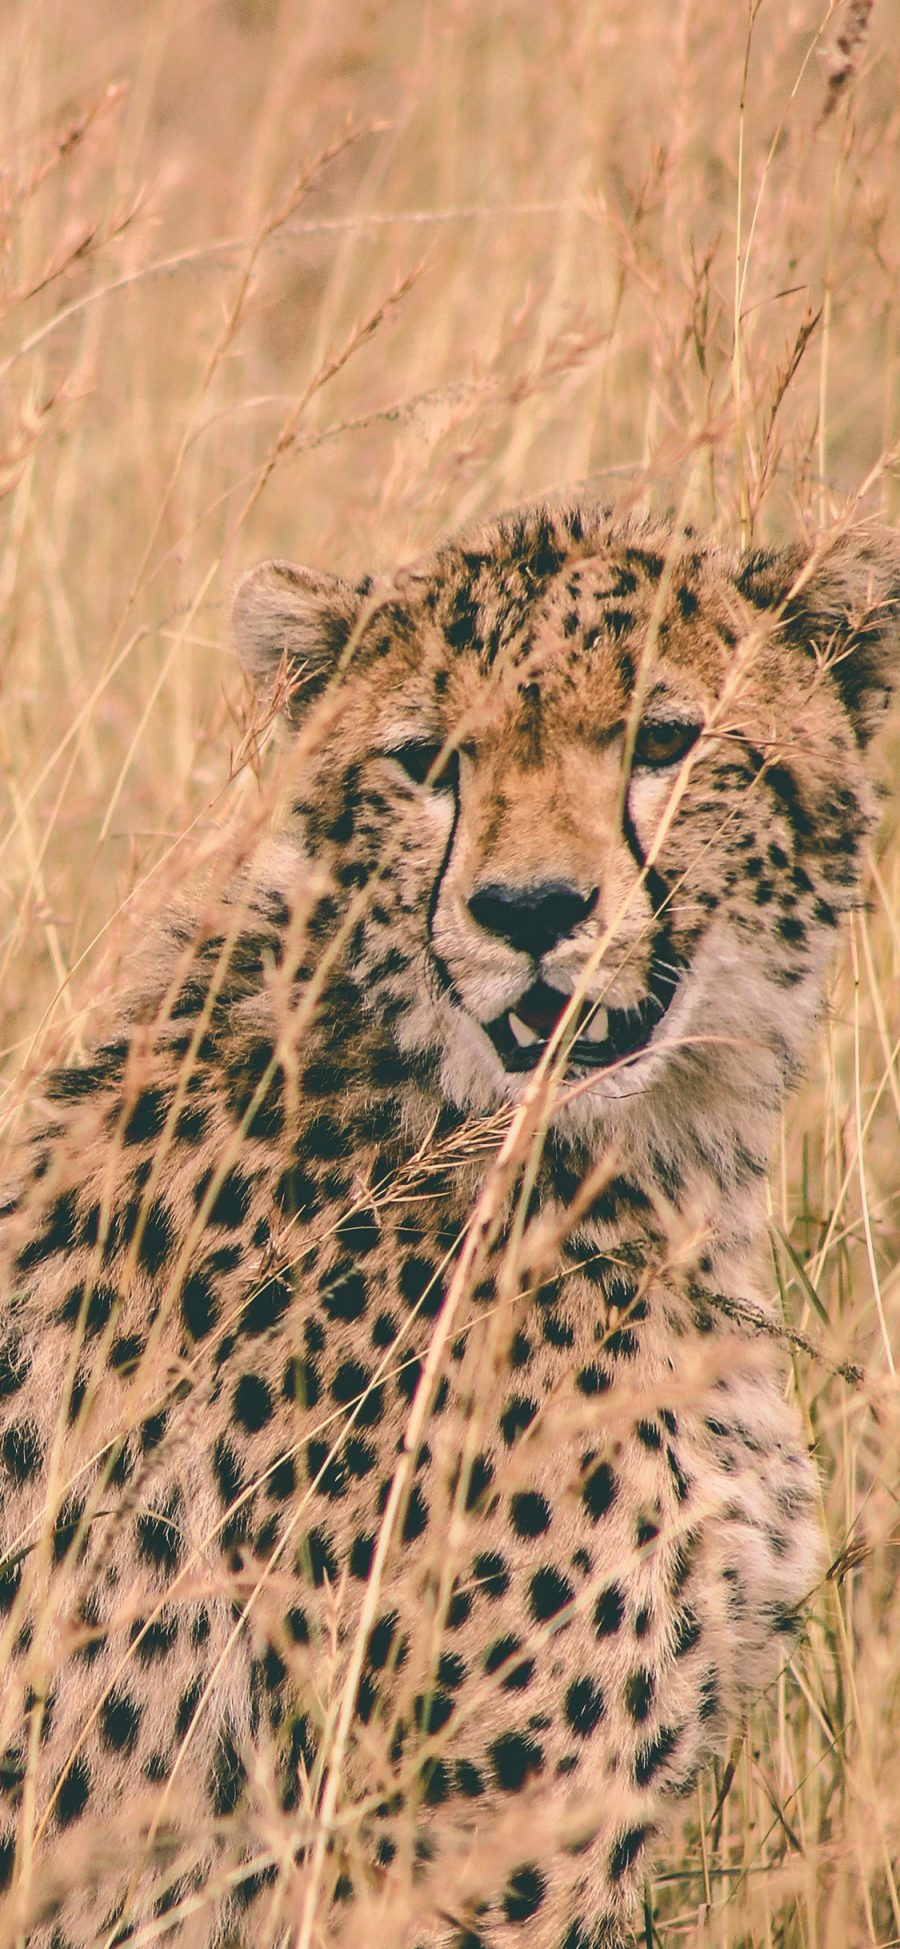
top-left (587, 1176), bottom-right (649, 1225)
top-left (365, 1612), bottom-right (403, 1672)
top-left (181, 1270), bottom-right (219, 1340)
top-left (331, 1361), bottom-right (383, 1427)
top-left (473, 1552), bottom-right (509, 1599)
top-left (66, 1373), bottom-right (87, 1427)
top-left (763, 762), bottom-right (814, 841)
top-left (624, 1669), bottom-right (654, 1722)
top-left (371, 1311), bottom-right (398, 1348)
top-left (444, 585), bottom-right (482, 653)
top-left (207, 1171), bottom-right (254, 1231)
top-left (437, 1652), bottom-right (466, 1692)
top-left (56, 1281), bottom-right (118, 1336)
top-left (349, 1533), bottom-right (374, 1578)
top-left (777, 913), bottom-right (806, 944)
top-left (213, 1437), bottom-right (245, 1515)
top-left (282, 1357), bottom-right (320, 1408)
top-left (600, 607), bottom-right (634, 641)
top-left (446, 1588), bottom-right (471, 1628)
top-left (267, 1453), bottom-right (296, 1501)
top-left (394, 1354), bottom-right (421, 1402)
top-left (140, 1410), bottom-right (168, 1453)
top-left (144, 1750), bottom-right (172, 1784)
top-left (306, 1440), bottom-right (346, 1500)
top-left (509, 1492), bottom-right (551, 1537)
top-left (305, 1115), bottom-right (348, 1162)
top-left (136, 1495), bottom-right (182, 1575)
top-left (208, 1243), bottom-right (241, 1275)
top-left (176, 1681), bottom-right (202, 1739)
top-left (636, 1517), bottom-right (660, 1550)
top-left (109, 1333), bottom-right (145, 1374)
top-left (274, 1167), bottom-right (319, 1218)
top-left (176, 1103), bottom-right (209, 1143)
top-left (131, 1200), bottom-right (172, 1278)
top-left (232, 1373), bottom-right (274, 1433)
top-left (464, 1454), bottom-right (494, 1513)
top-left (609, 1824), bottom-right (650, 1882)
top-left (1, 1422), bottom-right (41, 1484)
top-left (237, 1046), bottom-right (286, 1142)
top-left (667, 1445), bottom-right (690, 1503)
top-left (0, 1339), bottom-right (29, 1398)
top-left (677, 583), bottom-right (699, 619)
top-left (594, 1584), bottom-right (625, 1637)
top-left (483, 1637), bottom-right (534, 1692)
top-left (582, 1460), bottom-right (617, 1522)
top-left (503, 1863), bottom-right (546, 1923)
top-left (605, 1325), bottom-right (638, 1360)
top-left (0, 1560), bottom-right (22, 1612)
top-left (303, 1527), bottom-right (337, 1587)
top-left (455, 1759), bottom-right (485, 1798)
top-left (635, 1723), bottom-right (680, 1785)
top-left (500, 1396), bottom-right (537, 1445)
top-left (565, 1676), bottom-right (605, 1737)
top-left (241, 1272), bottom-right (292, 1335)
top-left (17, 1191), bottom-right (78, 1272)
top-left (319, 1263), bottom-right (367, 1323)
top-left (55, 1756), bottom-right (92, 1828)
top-left (73, 1593), bottom-right (107, 1666)
top-left (123, 1089), bottom-right (168, 1145)
top-left (100, 1690), bottom-right (142, 1755)
top-left (699, 1671), bottom-right (720, 1721)
top-left (575, 1364), bottom-right (611, 1401)
top-left (209, 1735), bottom-right (246, 1817)
top-left (52, 1495), bottom-right (85, 1564)
top-left (489, 1731), bottom-right (544, 1793)
top-left (345, 1437), bottom-right (377, 1479)
top-left (334, 1208), bottom-right (379, 1256)
top-left (529, 1566), bottom-right (573, 1623)
top-left (133, 1613), bottom-right (179, 1664)
top-left (413, 1688), bottom-right (454, 1737)
top-left (636, 1419), bottom-right (661, 1450)
top-left (399, 1256), bottom-right (443, 1316)
top-left (401, 1484), bottom-right (429, 1543)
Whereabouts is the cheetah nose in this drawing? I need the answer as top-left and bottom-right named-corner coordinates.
top-left (467, 881), bottom-right (598, 958)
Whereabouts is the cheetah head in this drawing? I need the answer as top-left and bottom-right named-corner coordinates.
top-left (234, 505), bottom-right (899, 1137)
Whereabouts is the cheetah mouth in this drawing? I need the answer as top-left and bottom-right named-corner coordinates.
top-left (484, 972), bottom-right (679, 1074)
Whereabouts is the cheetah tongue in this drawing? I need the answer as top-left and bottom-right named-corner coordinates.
top-left (511, 981), bottom-right (572, 1038)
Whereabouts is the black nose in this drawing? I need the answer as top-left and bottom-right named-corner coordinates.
top-left (467, 881), bottom-right (598, 958)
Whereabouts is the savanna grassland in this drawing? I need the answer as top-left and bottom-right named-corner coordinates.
top-left (0, 0), bottom-right (898, 1943)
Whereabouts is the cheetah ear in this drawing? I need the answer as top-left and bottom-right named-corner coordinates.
top-left (232, 560), bottom-right (372, 722)
top-left (736, 532), bottom-right (900, 748)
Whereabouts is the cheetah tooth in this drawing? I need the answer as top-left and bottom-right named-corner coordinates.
top-left (582, 1006), bottom-right (610, 1043)
top-left (508, 1012), bottom-right (540, 1047)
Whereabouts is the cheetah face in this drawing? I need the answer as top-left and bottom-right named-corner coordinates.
top-left (234, 505), bottom-right (897, 1127)
top-left (420, 714), bottom-right (699, 1084)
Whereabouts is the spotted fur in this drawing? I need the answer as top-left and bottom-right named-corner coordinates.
top-left (0, 502), bottom-right (897, 1948)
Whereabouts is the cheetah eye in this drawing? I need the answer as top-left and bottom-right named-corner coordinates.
top-left (388, 741), bottom-right (458, 790)
top-left (633, 721), bottom-right (701, 769)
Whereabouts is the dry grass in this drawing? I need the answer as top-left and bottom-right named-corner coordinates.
top-left (0, 0), bottom-right (898, 1943)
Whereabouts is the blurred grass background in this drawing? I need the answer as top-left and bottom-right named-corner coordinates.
top-left (0, 0), bottom-right (898, 1941)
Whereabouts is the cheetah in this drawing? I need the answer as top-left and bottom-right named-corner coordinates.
top-left (0, 500), bottom-right (896, 1949)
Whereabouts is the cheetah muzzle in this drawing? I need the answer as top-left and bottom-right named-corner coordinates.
top-left (0, 500), bottom-right (898, 1949)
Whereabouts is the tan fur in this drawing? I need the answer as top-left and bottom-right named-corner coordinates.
top-left (0, 502), bottom-right (897, 1948)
